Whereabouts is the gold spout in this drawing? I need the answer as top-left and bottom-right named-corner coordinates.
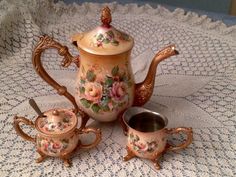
top-left (133, 45), bottom-right (179, 106)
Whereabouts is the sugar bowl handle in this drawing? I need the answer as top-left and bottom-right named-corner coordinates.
top-left (77, 128), bottom-right (102, 149)
top-left (166, 127), bottom-right (193, 151)
top-left (13, 116), bottom-right (36, 143)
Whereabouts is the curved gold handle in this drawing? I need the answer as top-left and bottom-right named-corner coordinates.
top-left (77, 128), bottom-right (102, 149)
top-left (32, 35), bottom-right (79, 113)
top-left (166, 127), bottom-right (193, 151)
top-left (13, 116), bottom-right (36, 143)
top-left (32, 35), bottom-right (90, 129)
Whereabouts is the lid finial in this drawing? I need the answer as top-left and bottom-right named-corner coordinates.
top-left (101, 6), bottom-right (112, 27)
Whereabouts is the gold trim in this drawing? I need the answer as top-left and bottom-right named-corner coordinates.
top-left (101, 6), bottom-right (112, 27)
top-left (32, 35), bottom-right (90, 129)
top-left (13, 116), bottom-right (36, 143)
top-left (133, 45), bottom-right (179, 106)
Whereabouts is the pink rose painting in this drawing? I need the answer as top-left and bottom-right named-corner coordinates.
top-left (84, 82), bottom-right (102, 103)
top-left (135, 142), bottom-right (148, 152)
top-left (110, 82), bottom-right (127, 101)
top-left (39, 138), bottom-right (69, 155)
top-left (78, 65), bottom-right (132, 113)
top-left (52, 142), bottom-right (62, 150)
top-left (129, 132), bottom-right (158, 153)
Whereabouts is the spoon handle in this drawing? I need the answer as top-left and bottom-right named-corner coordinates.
top-left (29, 99), bottom-right (44, 117)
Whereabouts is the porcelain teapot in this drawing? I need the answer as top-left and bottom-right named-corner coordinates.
top-left (32, 6), bottom-right (178, 125)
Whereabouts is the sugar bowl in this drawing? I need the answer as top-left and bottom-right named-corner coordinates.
top-left (13, 102), bottom-right (101, 167)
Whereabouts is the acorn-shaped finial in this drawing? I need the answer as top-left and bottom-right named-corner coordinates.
top-left (101, 6), bottom-right (112, 27)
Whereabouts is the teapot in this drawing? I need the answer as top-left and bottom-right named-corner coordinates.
top-left (13, 102), bottom-right (101, 167)
top-left (32, 6), bottom-right (178, 126)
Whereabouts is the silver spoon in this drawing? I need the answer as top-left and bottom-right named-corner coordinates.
top-left (29, 99), bottom-right (45, 117)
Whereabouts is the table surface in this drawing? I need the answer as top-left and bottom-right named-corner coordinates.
top-left (0, 0), bottom-right (236, 177)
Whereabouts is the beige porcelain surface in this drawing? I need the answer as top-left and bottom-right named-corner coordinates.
top-left (75, 49), bottom-right (135, 122)
top-left (72, 26), bottom-right (134, 55)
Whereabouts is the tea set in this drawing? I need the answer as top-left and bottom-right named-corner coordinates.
top-left (13, 6), bottom-right (193, 170)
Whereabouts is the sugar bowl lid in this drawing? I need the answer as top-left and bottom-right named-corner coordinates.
top-left (35, 108), bottom-right (77, 136)
top-left (72, 6), bottom-right (134, 55)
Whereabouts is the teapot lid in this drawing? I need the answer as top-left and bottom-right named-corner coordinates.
top-left (35, 108), bottom-right (77, 136)
top-left (72, 6), bottom-right (134, 55)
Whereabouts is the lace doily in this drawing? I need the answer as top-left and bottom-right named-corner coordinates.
top-left (0, 0), bottom-right (235, 176)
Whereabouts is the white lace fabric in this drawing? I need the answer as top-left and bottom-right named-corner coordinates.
top-left (0, 0), bottom-right (236, 176)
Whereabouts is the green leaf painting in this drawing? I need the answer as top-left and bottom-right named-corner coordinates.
top-left (94, 30), bottom-right (119, 47)
top-left (91, 104), bottom-right (101, 113)
top-left (101, 105), bottom-right (110, 112)
top-left (86, 70), bottom-right (96, 82)
top-left (80, 98), bottom-right (92, 108)
top-left (79, 87), bottom-right (85, 94)
top-left (112, 66), bottom-right (119, 76)
top-left (106, 31), bottom-right (115, 38)
top-left (103, 38), bottom-right (110, 44)
top-left (105, 77), bottom-right (113, 87)
top-left (80, 79), bottom-right (85, 84)
top-left (111, 40), bottom-right (119, 46)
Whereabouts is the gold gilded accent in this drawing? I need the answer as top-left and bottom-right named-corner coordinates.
top-left (133, 45), bottom-right (179, 106)
top-left (76, 128), bottom-right (102, 149)
top-left (52, 110), bottom-right (59, 116)
top-left (32, 35), bottom-right (89, 129)
top-left (13, 116), bottom-right (36, 143)
top-left (101, 6), bottom-right (112, 27)
top-left (123, 146), bottom-right (136, 161)
top-left (165, 127), bottom-right (193, 151)
top-left (36, 149), bottom-right (47, 163)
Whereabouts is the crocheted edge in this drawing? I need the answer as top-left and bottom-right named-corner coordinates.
top-left (1, 0), bottom-right (236, 43)
top-left (46, 1), bottom-right (236, 43)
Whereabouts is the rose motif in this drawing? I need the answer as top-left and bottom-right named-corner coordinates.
top-left (84, 82), bottom-right (103, 103)
top-left (135, 141), bottom-right (148, 152)
top-left (52, 142), bottom-right (62, 150)
top-left (110, 82), bottom-right (127, 101)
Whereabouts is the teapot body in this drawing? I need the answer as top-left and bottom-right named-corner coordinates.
top-left (76, 49), bottom-right (135, 121)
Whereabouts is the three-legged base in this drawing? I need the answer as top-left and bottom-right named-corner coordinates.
top-left (123, 146), bottom-right (164, 170)
top-left (35, 140), bottom-right (81, 167)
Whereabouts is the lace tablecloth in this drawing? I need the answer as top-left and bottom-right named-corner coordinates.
top-left (0, 0), bottom-right (236, 176)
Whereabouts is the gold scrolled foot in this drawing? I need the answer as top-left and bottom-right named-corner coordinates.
top-left (60, 152), bottom-right (73, 167)
top-left (63, 158), bottom-right (71, 167)
top-left (60, 142), bottom-right (81, 167)
top-left (152, 159), bottom-right (161, 170)
top-left (151, 151), bottom-right (163, 170)
top-left (123, 146), bottom-right (136, 161)
top-left (36, 150), bottom-right (47, 163)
